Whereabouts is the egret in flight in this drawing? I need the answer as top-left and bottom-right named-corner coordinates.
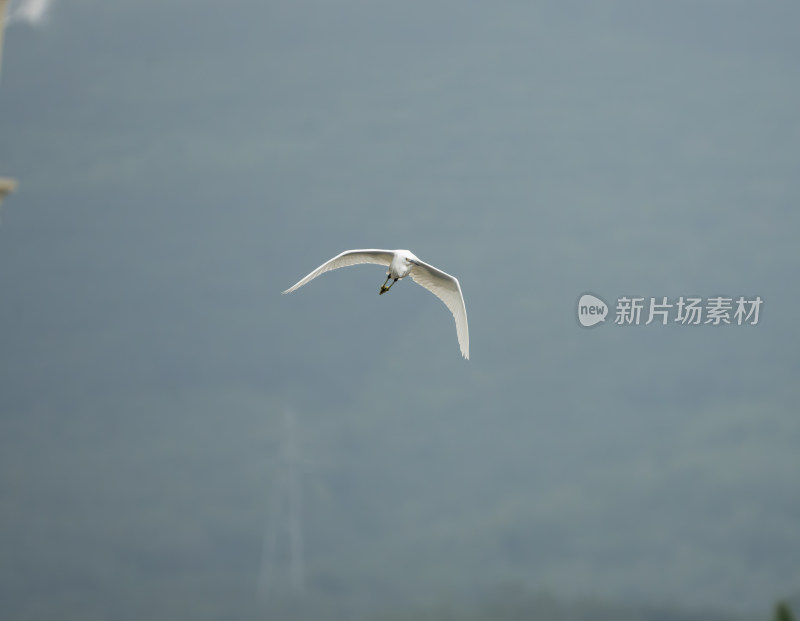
top-left (283, 249), bottom-right (469, 359)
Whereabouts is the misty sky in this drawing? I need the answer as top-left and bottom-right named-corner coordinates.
top-left (1, 2), bottom-right (799, 619)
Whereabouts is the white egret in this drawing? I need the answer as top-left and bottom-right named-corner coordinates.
top-left (283, 249), bottom-right (469, 359)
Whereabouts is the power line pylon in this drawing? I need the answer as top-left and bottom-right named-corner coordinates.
top-left (259, 409), bottom-right (312, 598)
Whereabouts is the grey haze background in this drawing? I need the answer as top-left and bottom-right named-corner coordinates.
top-left (1, 1), bottom-right (798, 619)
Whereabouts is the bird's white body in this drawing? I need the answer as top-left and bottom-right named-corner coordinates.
top-left (283, 248), bottom-right (469, 359)
top-left (387, 249), bottom-right (417, 280)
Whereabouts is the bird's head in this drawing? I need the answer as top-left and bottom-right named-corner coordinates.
top-left (401, 250), bottom-right (420, 266)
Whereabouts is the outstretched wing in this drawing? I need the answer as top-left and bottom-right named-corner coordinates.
top-left (282, 249), bottom-right (394, 294)
top-left (409, 260), bottom-right (470, 360)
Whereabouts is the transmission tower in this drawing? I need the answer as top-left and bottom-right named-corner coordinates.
top-left (258, 409), bottom-right (312, 597)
